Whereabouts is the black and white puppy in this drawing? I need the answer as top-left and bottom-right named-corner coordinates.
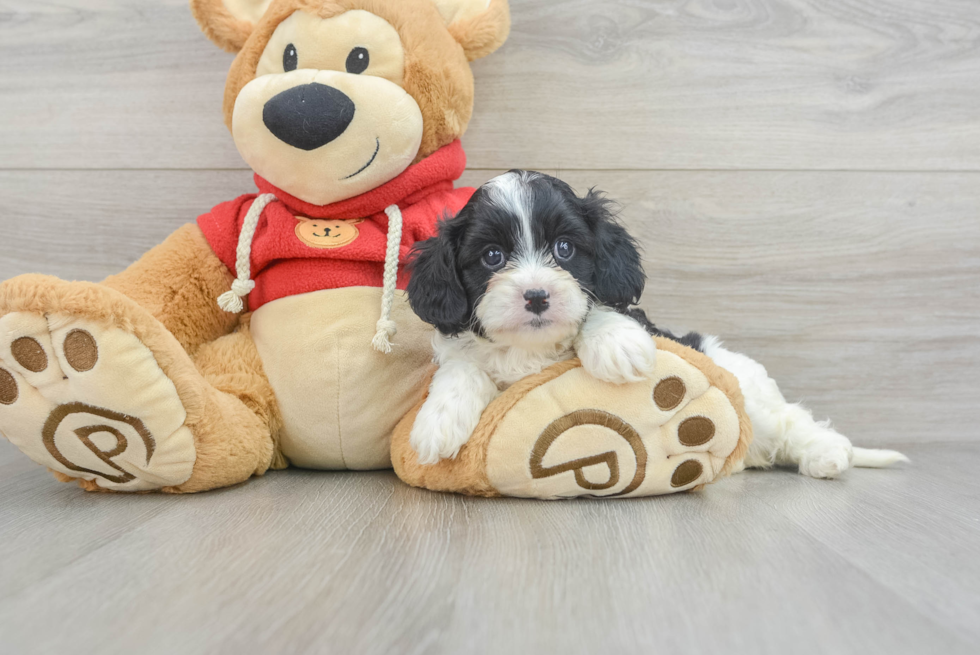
top-left (407, 171), bottom-right (908, 475)
top-left (407, 170), bottom-right (658, 464)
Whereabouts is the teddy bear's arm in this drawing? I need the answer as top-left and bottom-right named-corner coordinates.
top-left (102, 224), bottom-right (240, 353)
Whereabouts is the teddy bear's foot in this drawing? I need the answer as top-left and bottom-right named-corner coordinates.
top-left (483, 342), bottom-right (748, 498)
top-left (0, 277), bottom-right (200, 491)
top-left (392, 337), bottom-right (753, 499)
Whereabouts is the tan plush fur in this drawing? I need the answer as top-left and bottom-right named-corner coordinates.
top-left (654, 337), bottom-right (753, 486)
top-left (208, 0), bottom-right (499, 160)
top-left (190, 318), bottom-right (288, 468)
top-left (1, 0), bottom-right (513, 494)
top-left (189, 0), bottom-right (257, 53)
top-left (0, 273), bottom-right (276, 493)
top-left (162, 364), bottom-right (277, 493)
top-left (103, 224), bottom-right (239, 355)
top-left (448, 0), bottom-right (510, 61)
top-left (391, 337), bottom-right (753, 498)
top-left (0, 274), bottom-right (212, 423)
top-left (391, 357), bottom-right (586, 497)
top-left (3, 2), bottom-right (753, 499)
top-left (99, 225), bottom-right (282, 491)
top-left (392, 368), bottom-right (493, 496)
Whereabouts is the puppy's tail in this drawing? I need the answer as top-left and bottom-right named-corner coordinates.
top-left (852, 447), bottom-right (910, 468)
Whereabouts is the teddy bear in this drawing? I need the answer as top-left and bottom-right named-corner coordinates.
top-left (0, 0), bottom-right (751, 497)
top-left (0, 0), bottom-right (512, 492)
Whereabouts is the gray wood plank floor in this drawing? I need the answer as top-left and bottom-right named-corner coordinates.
top-left (1, 0), bottom-right (978, 652)
top-left (1, 438), bottom-right (978, 655)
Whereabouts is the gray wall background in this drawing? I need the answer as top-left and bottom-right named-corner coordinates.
top-left (1, 0), bottom-right (978, 446)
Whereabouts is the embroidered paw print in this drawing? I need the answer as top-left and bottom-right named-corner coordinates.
top-left (295, 216), bottom-right (364, 249)
top-left (0, 310), bottom-right (196, 491)
top-left (481, 344), bottom-right (745, 498)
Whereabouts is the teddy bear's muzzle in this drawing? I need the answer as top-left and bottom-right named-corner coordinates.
top-left (262, 82), bottom-right (356, 151)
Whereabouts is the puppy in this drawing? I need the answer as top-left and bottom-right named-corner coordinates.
top-left (407, 170), bottom-right (668, 464)
top-left (407, 171), bottom-right (908, 476)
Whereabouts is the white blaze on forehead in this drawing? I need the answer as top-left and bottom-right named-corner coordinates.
top-left (474, 172), bottom-right (590, 348)
top-left (484, 171), bottom-right (542, 256)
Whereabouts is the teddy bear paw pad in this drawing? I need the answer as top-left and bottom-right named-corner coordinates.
top-left (0, 312), bottom-right (196, 491)
top-left (483, 344), bottom-right (745, 499)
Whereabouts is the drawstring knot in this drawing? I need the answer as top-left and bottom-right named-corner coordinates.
top-left (217, 193), bottom-right (277, 314)
top-left (217, 279), bottom-right (256, 313)
top-left (216, 194), bottom-right (404, 355)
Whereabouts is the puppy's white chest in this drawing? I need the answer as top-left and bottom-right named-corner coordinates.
top-left (488, 348), bottom-right (576, 388)
top-left (434, 332), bottom-right (575, 389)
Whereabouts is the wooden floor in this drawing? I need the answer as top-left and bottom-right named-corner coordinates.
top-left (1, 0), bottom-right (979, 652)
top-left (1, 438), bottom-right (979, 654)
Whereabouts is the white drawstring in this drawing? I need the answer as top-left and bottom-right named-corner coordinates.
top-left (216, 194), bottom-right (403, 354)
top-left (372, 204), bottom-right (403, 354)
top-left (217, 193), bottom-right (277, 313)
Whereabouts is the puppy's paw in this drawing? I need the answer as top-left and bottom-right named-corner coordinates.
top-left (798, 436), bottom-right (854, 479)
top-left (410, 394), bottom-right (486, 465)
top-left (577, 320), bottom-right (657, 385)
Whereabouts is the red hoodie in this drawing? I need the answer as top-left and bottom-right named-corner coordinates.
top-left (197, 141), bottom-right (473, 311)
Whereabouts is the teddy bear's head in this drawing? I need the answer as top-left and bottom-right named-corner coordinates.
top-left (191, 0), bottom-right (509, 206)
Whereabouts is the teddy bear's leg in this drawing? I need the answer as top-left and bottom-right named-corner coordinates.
top-left (158, 322), bottom-right (281, 493)
top-left (101, 224), bottom-right (240, 354)
top-left (0, 226), bottom-right (276, 492)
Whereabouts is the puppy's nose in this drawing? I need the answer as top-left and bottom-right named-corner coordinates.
top-left (263, 83), bottom-right (356, 151)
top-left (524, 289), bottom-right (550, 315)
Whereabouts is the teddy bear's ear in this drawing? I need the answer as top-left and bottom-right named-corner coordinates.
top-left (189, 0), bottom-right (275, 53)
top-left (432, 0), bottom-right (510, 61)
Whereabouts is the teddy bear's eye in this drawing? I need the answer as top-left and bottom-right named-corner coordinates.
top-left (283, 44), bottom-right (298, 72)
top-left (346, 47), bottom-right (369, 74)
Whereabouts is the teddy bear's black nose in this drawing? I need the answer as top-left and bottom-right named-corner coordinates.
top-left (263, 83), bottom-right (356, 151)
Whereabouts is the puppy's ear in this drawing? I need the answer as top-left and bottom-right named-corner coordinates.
top-left (407, 218), bottom-right (470, 334)
top-left (581, 190), bottom-right (646, 310)
top-left (190, 0), bottom-right (271, 53)
top-left (432, 0), bottom-right (511, 61)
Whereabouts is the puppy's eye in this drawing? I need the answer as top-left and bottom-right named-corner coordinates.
top-left (553, 239), bottom-right (575, 261)
top-left (482, 248), bottom-right (505, 270)
top-left (346, 47), bottom-right (370, 74)
top-left (283, 44), bottom-right (298, 72)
